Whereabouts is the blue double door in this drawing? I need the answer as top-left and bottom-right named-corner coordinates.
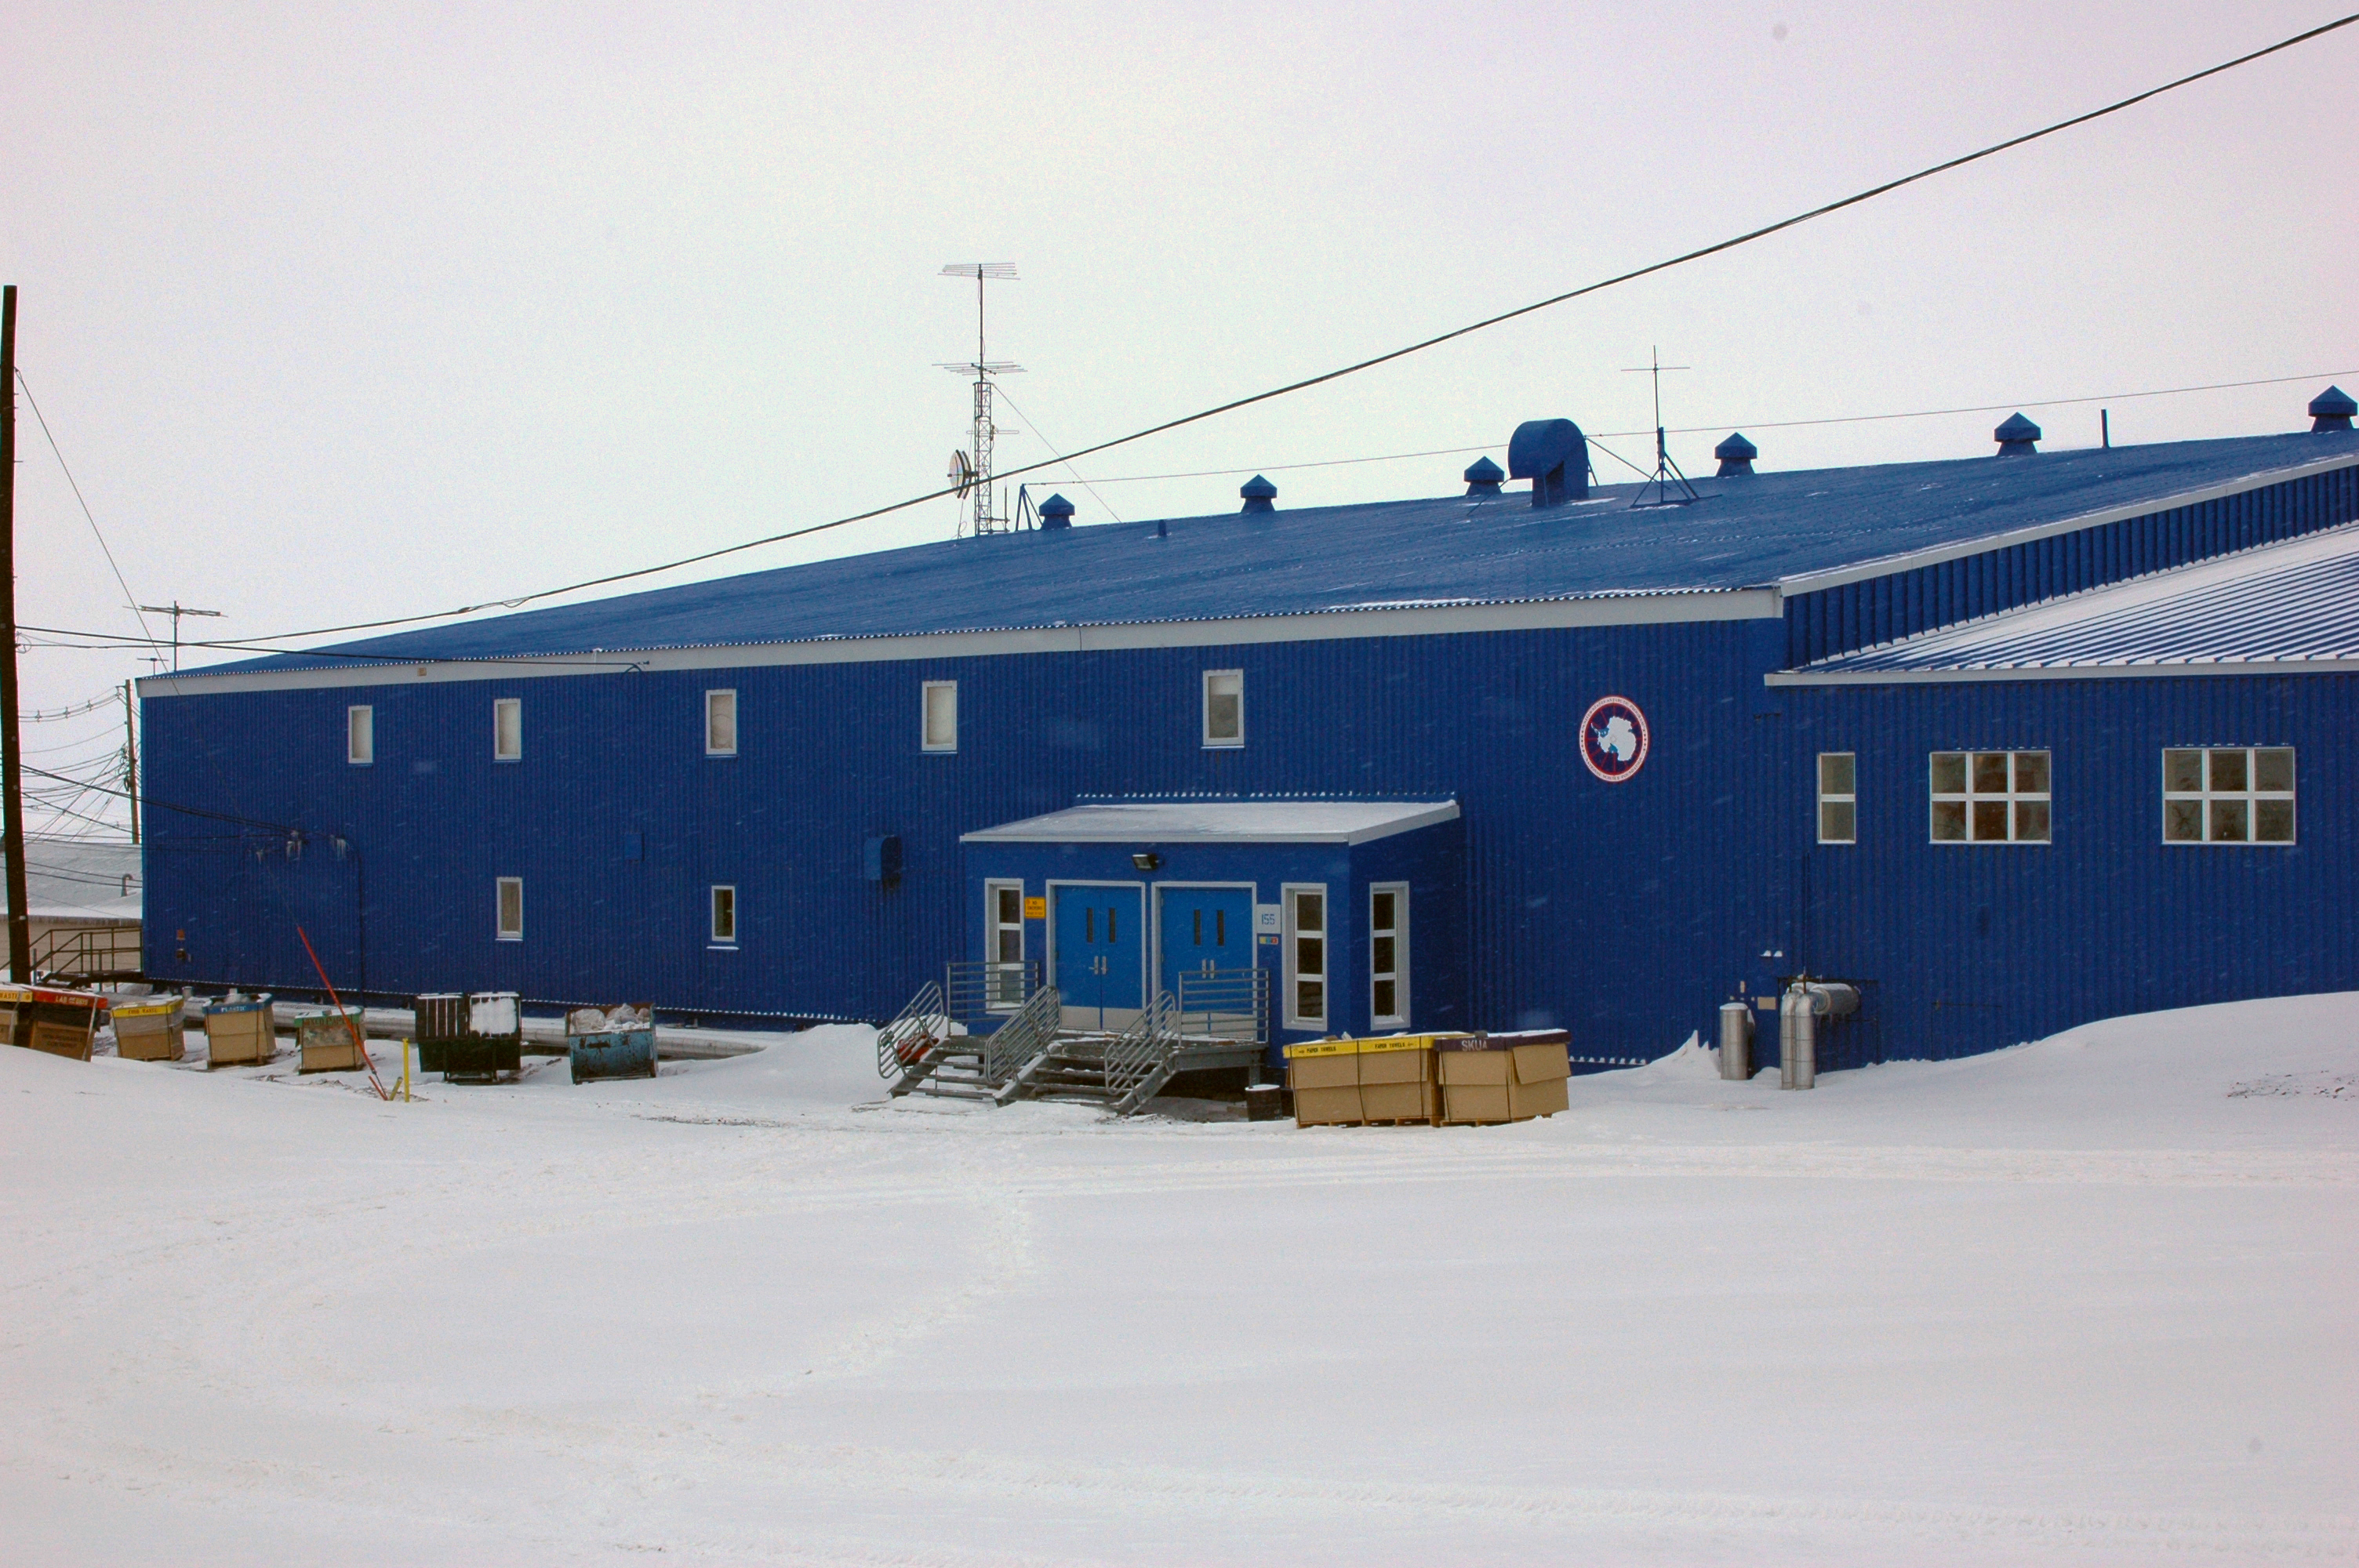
top-left (1053, 884), bottom-right (1145, 1030)
top-left (1052, 883), bottom-right (1256, 1030)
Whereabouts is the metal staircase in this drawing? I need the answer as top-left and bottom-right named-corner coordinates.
top-left (878, 962), bottom-right (1267, 1116)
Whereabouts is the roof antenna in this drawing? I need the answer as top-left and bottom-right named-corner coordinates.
top-left (937, 263), bottom-right (1023, 536)
top-left (1619, 346), bottom-right (1703, 510)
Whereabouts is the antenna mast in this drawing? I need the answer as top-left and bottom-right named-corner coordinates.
top-left (937, 263), bottom-right (1022, 536)
top-left (1620, 345), bottom-right (1703, 509)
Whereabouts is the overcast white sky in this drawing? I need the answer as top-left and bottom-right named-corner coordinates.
top-left (2, 2), bottom-right (2355, 830)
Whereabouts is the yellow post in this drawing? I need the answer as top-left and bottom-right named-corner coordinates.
top-left (399, 1038), bottom-right (412, 1102)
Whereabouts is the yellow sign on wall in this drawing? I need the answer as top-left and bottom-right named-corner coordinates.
top-left (1023, 896), bottom-right (1046, 920)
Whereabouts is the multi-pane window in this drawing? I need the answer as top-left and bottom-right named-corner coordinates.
top-left (923, 681), bottom-right (958, 753)
top-left (2164, 748), bottom-right (2295, 844)
top-left (496, 877), bottom-right (524, 940)
top-left (347, 705), bottom-right (374, 765)
top-left (1285, 884), bottom-right (1326, 1028)
top-left (705, 689), bottom-right (737, 756)
top-left (710, 885), bottom-right (736, 945)
top-left (1203, 670), bottom-right (1244, 748)
top-left (1930, 750), bottom-right (2050, 844)
top-left (493, 698), bottom-right (522, 760)
top-left (1818, 753), bottom-right (1856, 844)
top-left (986, 880), bottom-right (1024, 1007)
top-left (1369, 883), bottom-right (1408, 1029)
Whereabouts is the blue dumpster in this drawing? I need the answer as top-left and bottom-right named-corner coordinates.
top-left (567, 1004), bottom-right (657, 1084)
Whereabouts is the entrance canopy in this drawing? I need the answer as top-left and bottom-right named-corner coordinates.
top-left (961, 799), bottom-right (1459, 846)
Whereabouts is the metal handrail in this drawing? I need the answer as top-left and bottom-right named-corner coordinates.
top-left (877, 981), bottom-right (948, 1080)
top-left (980, 982), bottom-right (1060, 1083)
top-left (1175, 966), bottom-right (1268, 1044)
top-left (944, 959), bottom-right (1041, 1023)
top-left (1102, 989), bottom-right (1180, 1102)
top-left (31, 924), bottom-right (143, 982)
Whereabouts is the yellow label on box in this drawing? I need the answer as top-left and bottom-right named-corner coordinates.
top-left (1023, 896), bottom-right (1046, 919)
top-left (1282, 1039), bottom-right (1361, 1059)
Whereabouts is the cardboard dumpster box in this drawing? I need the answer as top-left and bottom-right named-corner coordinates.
top-left (295, 1006), bottom-right (369, 1073)
top-left (1437, 1029), bottom-right (1572, 1123)
top-left (112, 997), bottom-right (187, 1062)
top-left (1355, 1034), bottom-right (1448, 1123)
top-left (203, 996), bottom-right (276, 1067)
top-left (1283, 1040), bottom-right (1364, 1126)
top-left (0, 985), bottom-right (106, 1061)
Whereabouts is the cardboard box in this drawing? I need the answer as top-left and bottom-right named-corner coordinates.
top-left (204, 1001), bottom-right (275, 1068)
top-left (1359, 1080), bottom-right (1435, 1121)
top-left (1437, 1031), bottom-right (1571, 1123)
top-left (112, 1000), bottom-right (186, 1062)
top-left (296, 1007), bottom-right (369, 1073)
top-left (1285, 1040), bottom-right (1363, 1123)
top-left (1291, 1084), bottom-right (1365, 1126)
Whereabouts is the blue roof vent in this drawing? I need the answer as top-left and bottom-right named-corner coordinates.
top-left (1714, 432), bottom-right (1758, 477)
top-left (1994, 412), bottom-right (2041, 456)
top-left (1507, 419), bottom-right (1590, 509)
top-left (1240, 474), bottom-right (1278, 514)
top-left (1038, 492), bottom-right (1075, 529)
top-left (2310, 385), bottom-right (2357, 432)
top-left (1463, 456), bottom-right (1504, 496)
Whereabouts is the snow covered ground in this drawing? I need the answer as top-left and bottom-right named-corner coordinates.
top-left (2, 996), bottom-right (2354, 1565)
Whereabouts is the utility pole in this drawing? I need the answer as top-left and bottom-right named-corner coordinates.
top-left (122, 679), bottom-right (140, 846)
top-left (1, 286), bottom-right (31, 982)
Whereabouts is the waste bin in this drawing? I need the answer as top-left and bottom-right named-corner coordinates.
top-left (112, 997), bottom-right (187, 1062)
top-left (566, 1004), bottom-right (657, 1083)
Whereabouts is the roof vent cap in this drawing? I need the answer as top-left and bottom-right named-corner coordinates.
top-left (1463, 456), bottom-right (1504, 496)
top-left (1038, 492), bottom-right (1075, 528)
top-left (1714, 432), bottom-right (1757, 477)
top-left (1507, 419), bottom-right (1590, 509)
top-left (2310, 385), bottom-right (2357, 432)
top-left (1239, 474), bottom-right (1278, 514)
top-left (1994, 412), bottom-right (2041, 456)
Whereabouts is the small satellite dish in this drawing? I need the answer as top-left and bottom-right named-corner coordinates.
top-left (946, 449), bottom-right (974, 494)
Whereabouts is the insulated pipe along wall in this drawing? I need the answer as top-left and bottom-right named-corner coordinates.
top-left (1779, 982), bottom-right (1859, 1090)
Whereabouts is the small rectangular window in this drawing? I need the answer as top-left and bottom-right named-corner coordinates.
top-left (493, 698), bottom-right (522, 760)
top-left (496, 877), bottom-right (523, 940)
top-left (1203, 670), bottom-right (1244, 748)
top-left (347, 705), bottom-right (374, 766)
top-left (705, 689), bottom-right (737, 757)
top-left (1285, 884), bottom-right (1326, 1028)
top-left (923, 681), bottom-right (958, 753)
top-left (1930, 750), bottom-right (2049, 844)
top-left (985, 879), bottom-right (1024, 1008)
top-left (2163, 747), bottom-right (2295, 844)
top-left (710, 884), bottom-right (736, 944)
top-left (1369, 883), bottom-right (1408, 1029)
top-left (1817, 752), bottom-right (1856, 844)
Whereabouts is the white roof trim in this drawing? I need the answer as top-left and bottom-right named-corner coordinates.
top-left (1772, 448), bottom-right (2359, 597)
top-left (962, 800), bottom-right (1462, 846)
top-left (1768, 657), bottom-right (2359, 688)
top-left (138, 592), bottom-right (1777, 699)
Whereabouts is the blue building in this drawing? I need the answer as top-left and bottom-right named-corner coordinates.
top-left (138, 398), bottom-right (2359, 1075)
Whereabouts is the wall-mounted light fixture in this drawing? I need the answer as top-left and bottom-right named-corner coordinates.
top-left (1131, 851), bottom-right (1163, 872)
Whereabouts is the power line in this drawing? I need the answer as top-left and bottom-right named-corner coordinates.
top-left (13, 372), bottom-right (162, 655)
top-left (152, 15), bottom-right (2357, 655)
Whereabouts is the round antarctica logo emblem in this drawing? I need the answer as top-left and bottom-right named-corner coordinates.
top-left (1579, 695), bottom-right (1650, 783)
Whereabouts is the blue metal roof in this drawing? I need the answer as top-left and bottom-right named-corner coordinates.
top-left (208, 430), bottom-right (2359, 672)
top-left (1779, 521), bottom-right (2359, 678)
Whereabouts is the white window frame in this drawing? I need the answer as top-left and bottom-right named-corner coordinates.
top-left (922, 680), bottom-right (958, 753)
top-left (1369, 882), bottom-right (1408, 1030)
top-left (1202, 669), bottom-right (1244, 749)
top-left (705, 689), bottom-right (738, 757)
top-left (985, 878), bottom-right (1025, 1011)
top-left (1817, 752), bottom-right (1857, 844)
top-left (1282, 882), bottom-right (1328, 1030)
top-left (710, 884), bottom-right (737, 946)
top-left (1929, 750), bottom-right (2051, 844)
top-left (2163, 746), bottom-right (2295, 846)
top-left (493, 697), bottom-right (522, 761)
top-left (347, 705), bottom-right (374, 766)
top-left (495, 877), bottom-right (523, 941)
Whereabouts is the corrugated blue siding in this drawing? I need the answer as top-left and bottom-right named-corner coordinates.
top-left (1776, 673), bottom-right (2359, 1062)
top-left (141, 619), bottom-right (1783, 1057)
top-left (1783, 462), bottom-right (2359, 666)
